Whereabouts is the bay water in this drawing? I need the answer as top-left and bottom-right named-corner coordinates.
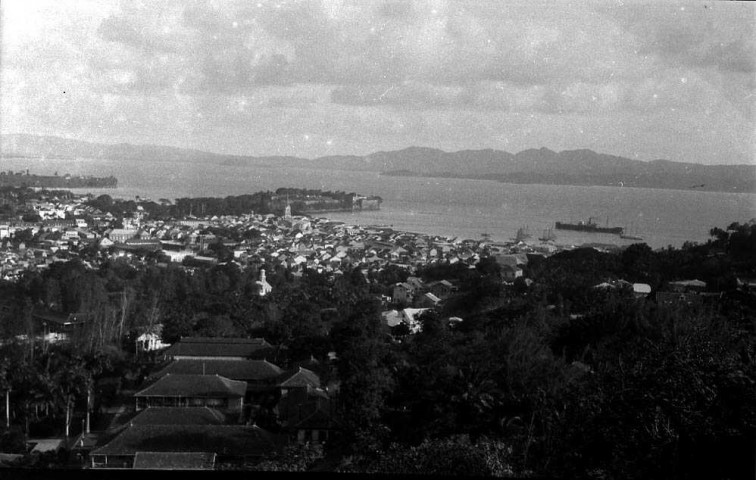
top-left (3, 157), bottom-right (754, 249)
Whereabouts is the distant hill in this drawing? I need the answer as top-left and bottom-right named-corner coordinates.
top-left (2, 134), bottom-right (753, 193)
top-left (1, 134), bottom-right (238, 164)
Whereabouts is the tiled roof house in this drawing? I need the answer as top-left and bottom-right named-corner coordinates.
top-left (127, 407), bottom-right (227, 427)
top-left (163, 337), bottom-right (275, 361)
top-left (147, 359), bottom-right (283, 384)
top-left (89, 424), bottom-right (280, 469)
top-left (134, 374), bottom-right (247, 416)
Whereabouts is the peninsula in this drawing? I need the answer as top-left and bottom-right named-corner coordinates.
top-left (0, 169), bottom-right (117, 188)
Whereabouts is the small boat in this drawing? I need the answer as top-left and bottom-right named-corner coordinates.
top-left (512, 226), bottom-right (532, 243)
top-left (539, 228), bottom-right (557, 242)
top-left (620, 222), bottom-right (643, 241)
top-left (620, 233), bottom-right (644, 241)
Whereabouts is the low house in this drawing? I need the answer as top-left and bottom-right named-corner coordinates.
top-left (27, 438), bottom-right (65, 455)
top-left (146, 359), bottom-right (284, 410)
top-left (493, 253), bottom-right (528, 268)
top-left (417, 292), bottom-right (442, 308)
top-left (33, 311), bottom-right (90, 338)
top-left (98, 237), bottom-right (114, 249)
top-left (401, 308), bottom-right (430, 333)
top-left (163, 337), bottom-right (275, 361)
top-left (288, 402), bottom-right (337, 445)
top-left (108, 228), bottom-right (139, 243)
top-left (161, 250), bottom-right (193, 263)
top-left (500, 264), bottom-right (523, 282)
top-left (592, 279), bottom-right (633, 291)
top-left (275, 367), bottom-right (334, 444)
top-left (668, 279), bottom-right (707, 293)
top-left (632, 283), bottom-right (652, 298)
top-left (392, 282), bottom-right (413, 304)
top-left (89, 424), bottom-right (280, 469)
top-left (276, 367), bottom-right (323, 419)
top-left (133, 374), bottom-right (247, 418)
top-left (127, 407), bottom-right (227, 427)
top-left (147, 359), bottom-right (283, 386)
top-left (135, 324), bottom-right (170, 353)
top-left (406, 276), bottom-right (426, 292)
top-left (428, 280), bottom-right (457, 299)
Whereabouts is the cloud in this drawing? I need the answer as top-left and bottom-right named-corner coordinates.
top-left (86, 1), bottom-right (651, 93)
top-left (1, 0), bottom-right (753, 163)
top-left (606, 2), bottom-right (755, 74)
top-left (331, 82), bottom-right (467, 108)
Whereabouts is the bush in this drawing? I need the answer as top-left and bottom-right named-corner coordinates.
top-left (0, 429), bottom-right (27, 454)
top-left (366, 435), bottom-right (514, 477)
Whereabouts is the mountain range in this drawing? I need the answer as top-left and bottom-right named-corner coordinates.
top-left (2, 134), bottom-right (754, 193)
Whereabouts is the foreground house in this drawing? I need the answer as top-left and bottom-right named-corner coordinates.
top-left (135, 324), bottom-right (170, 353)
top-left (276, 367), bottom-right (336, 445)
top-left (126, 406), bottom-right (228, 427)
top-left (500, 264), bottom-right (523, 282)
top-left (163, 337), bottom-right (276, 361)
top-left (89, 424), bottom-right (281, 469)
top-left (146, 358), bottom-right (283, 387)
top-left (145, 358), bottom-right (285, 416)
top-left (133, 374), bottom-right (247, 420)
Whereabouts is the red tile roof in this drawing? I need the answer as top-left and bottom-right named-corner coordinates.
top-left (91, 425), bottom-right (280, 457)
top-left (163, 337), bottom-right (274, 359)
top-left (147, 359), bottom-right (283, 383)
top-left (134, 374), bottom-right (246, 398)
top-left (128, 407), bottom-right (226, 426)
top-left (278, 367), bottom-right (321, 388)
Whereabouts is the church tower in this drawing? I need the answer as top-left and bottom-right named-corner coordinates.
top-left (284, 196), bottom-right (292, 221)
top-left (256, 269), bottom-right (272, 297)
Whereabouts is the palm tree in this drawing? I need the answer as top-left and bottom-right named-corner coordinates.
top-left (0, 357), bottom-right (11, 429)
top-left (51, 355), bottom-right (91, 437)
top-left (11, 361), bottom-right (44, 435)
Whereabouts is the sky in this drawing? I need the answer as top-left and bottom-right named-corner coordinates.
top-left (1, 0), bottom-right (754, 164)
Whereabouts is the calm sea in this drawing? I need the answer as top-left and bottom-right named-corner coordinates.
top-left (3, 157), bottom-right (755, 249)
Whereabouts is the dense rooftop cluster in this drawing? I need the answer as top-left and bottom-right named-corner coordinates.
top-left (0, 188), bottom-right (571, 285)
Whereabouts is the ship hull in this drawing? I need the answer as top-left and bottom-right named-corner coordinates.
top-left (555, 222), bottom-right (623, 235)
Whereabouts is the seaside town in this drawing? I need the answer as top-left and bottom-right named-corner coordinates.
top-left (0, 189), bottom-right (565, 285)
top-left (2, 0), bottom-right (755, 476)
top-left (0, 184), bottom-right (754, 477)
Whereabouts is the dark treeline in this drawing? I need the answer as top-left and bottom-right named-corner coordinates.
top-left (85, 191), bottom-right (274, 219)
top-left (0, 171), bottom-right (117, 189)
top-left (0, 223), bottom-right (754, 477)
top-left (85, 188), bottom-right (381, 219)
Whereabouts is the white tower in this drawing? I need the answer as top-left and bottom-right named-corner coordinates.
top-left (256, 269), bottom-right (272, 296)
top-left (284, 195), bottom-right (292, 221)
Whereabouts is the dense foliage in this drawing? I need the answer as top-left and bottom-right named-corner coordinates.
top-left (84, 188), bottom-right (379, 219)
top-left (0, 222), bottom-right (754, 477)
